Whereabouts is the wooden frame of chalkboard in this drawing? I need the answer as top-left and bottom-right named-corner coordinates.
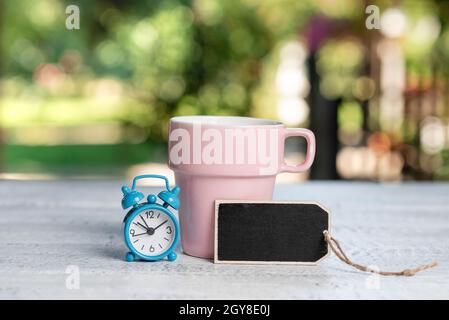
top-left (214, 200), bottom-right (331, 265)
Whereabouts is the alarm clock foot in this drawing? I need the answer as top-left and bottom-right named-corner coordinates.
top-left (167, 252), bottom-right (177, 261)
top-left (125, 252), bottom-right (135, 262)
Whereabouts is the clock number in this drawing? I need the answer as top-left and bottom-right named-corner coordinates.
top-left (130, 229), bottom-right (135, 236)
top-left (166, 226), bottom-right (172, 234)
top-left (149, 245), bottom-right (155, 253)
top-left (146, 211), bottom-right (155, 219)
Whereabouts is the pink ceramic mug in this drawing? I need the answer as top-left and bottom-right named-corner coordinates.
top-left (168, 116), bottom-right (315, 258)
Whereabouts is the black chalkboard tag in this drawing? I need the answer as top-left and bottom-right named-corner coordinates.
top-left (214, 201), bottom-right (330, 265)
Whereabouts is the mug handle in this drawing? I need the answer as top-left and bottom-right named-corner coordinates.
top-left (280, 128), bottom-right (316, 173)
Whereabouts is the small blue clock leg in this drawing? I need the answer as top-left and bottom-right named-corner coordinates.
top-left (125, 252), bottom-right (135, 262)
top-left (167, 252), bottom-right (177, 261)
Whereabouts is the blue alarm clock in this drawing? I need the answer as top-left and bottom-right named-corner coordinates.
top-left (121, 174), bottom-right (180, 262)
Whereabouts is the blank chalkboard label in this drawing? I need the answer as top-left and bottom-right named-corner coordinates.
top-left (214, 201), bottom-right (330, 265)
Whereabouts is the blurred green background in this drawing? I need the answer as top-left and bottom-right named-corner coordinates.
top-left (1, 0), bottom-right (449, 182)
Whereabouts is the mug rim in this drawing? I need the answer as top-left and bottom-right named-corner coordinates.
top-left (170, 115), bottom-right (283, 127)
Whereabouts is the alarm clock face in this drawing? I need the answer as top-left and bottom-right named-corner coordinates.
top-left (126, 208), bottom-right (176, 257)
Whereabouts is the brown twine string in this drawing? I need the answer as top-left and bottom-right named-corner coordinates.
top-left (323, 231), bottom-right (437, 276)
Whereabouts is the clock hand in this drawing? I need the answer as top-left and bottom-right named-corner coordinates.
top-left (140, 215), bottom-right (150, 229)
top-left (134, 222), bottom-right (148, 231)
top-left (154, 220), bottom-right (168, 231)
top-left (133, 232), bottom-right (147, 236)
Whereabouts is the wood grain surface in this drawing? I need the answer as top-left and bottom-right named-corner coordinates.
top-left (0, 180), bottom-right (448, 299)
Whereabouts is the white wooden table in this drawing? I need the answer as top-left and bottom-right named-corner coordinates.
top-left (0, 180), bottom-right (448, 299)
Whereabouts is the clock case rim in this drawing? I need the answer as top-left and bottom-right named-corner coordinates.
top-left (123, 203), bottom-right (180, 261)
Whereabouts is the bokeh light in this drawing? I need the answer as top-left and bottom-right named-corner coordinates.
top-left (420, 117), bottom-right (446, 155)
top-left (380, 8), bottom-right (407, 38)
